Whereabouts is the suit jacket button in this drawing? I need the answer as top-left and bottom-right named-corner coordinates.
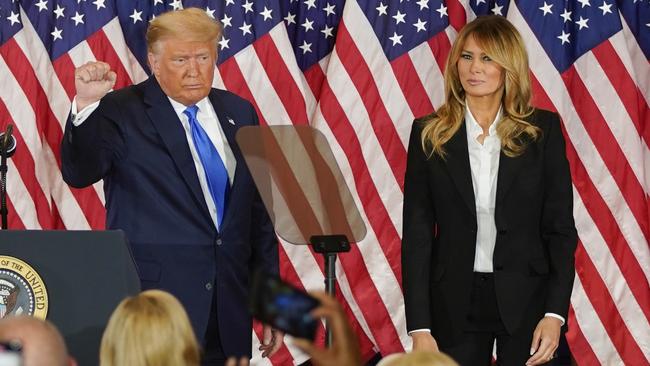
top-left (215, 238), bottom-right (222, 246)
top-left (205, 282), bottom-right (213, 291)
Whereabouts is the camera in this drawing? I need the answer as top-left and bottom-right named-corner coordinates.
top-left (249, 271), bottom-right (320, 340)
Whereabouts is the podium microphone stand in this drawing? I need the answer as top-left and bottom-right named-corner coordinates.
top-left (236, 126), bottom-right (366, 347)
top-left (0, 124), bottom-right (17, 230)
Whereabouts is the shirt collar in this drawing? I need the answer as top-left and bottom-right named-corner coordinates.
top-left (168, 96), bottom-right (212, 118)
top-left (464, 103), bottom-right (503, 139)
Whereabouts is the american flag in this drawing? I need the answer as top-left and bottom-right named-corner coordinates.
top-left (0, 0), bottom-right (648, 364)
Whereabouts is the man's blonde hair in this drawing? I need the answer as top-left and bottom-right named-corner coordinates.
top-left (146, 7), bottom-right (222, 53)
top-left (100, 290), bottom-right (200, 366)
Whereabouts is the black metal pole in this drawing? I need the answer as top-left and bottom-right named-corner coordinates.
top-left (324, 252), bottom-right (337, 347)
top-left (0, 125), bottom-right (14, 230)
top-left (0, 147), bottom-right (7, 230)
top-left (310, 235), bottom-right (350, 349)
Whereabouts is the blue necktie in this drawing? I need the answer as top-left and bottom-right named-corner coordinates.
top-left (183, 105), bottom-right (229, 229)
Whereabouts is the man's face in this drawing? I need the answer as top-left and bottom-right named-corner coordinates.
top-left (148, 38), bottom-right (217, 106)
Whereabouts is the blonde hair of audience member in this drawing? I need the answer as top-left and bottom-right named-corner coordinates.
top-left (421, 15), bottom-right (540, 158)
top-left (383, 351), bottom-right (459, 366)
top-left (100, 290), bottom-right (200, 366)
top-left (146, 7), bottom-right (222, 54)
top-left (0, 315), bottom-right (76, 366)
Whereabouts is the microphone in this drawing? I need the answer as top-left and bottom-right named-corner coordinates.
top-left (0, 125), bottom-right (16, 158)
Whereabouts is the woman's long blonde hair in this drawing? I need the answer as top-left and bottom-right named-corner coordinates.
top-left (100, 290), bottom-right (200, 366)
top-left (421, 15), bottom-right (540, 158)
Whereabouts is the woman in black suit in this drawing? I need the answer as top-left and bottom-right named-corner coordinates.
top-left (402, 16), bottom-right (577, 366)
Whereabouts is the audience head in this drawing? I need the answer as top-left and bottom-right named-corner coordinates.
top-left (0, 315), bottom-right (75, 366)
top-left (382, 351), bottom-right (459, 366)
top-left (100, 289), bottom-right (200, 366)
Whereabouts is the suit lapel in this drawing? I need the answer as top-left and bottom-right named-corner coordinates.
top-left (496, 111), bottom-right (538, 205)
top-left (496, 144), bottom-right (527, 205)
top-left (142, 77), bottom-right (211, 218)
top-left (208, 90), bottom-right (244, 230)
top-left (443, 121), bottom-right (476, 217)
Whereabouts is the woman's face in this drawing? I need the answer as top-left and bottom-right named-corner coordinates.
top-left (457, 35), bottom-right (505, 104)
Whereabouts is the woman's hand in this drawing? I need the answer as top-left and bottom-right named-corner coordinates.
top-left (411, 331), bottom-right (439, 352)
top-left (526, 316), bottom-right (562, 365)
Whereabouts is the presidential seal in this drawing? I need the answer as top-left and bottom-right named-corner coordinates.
top-left (0, 256), bottom-right (48, 319)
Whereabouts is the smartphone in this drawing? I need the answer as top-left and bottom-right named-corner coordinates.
top-left (0, 341), bottom-right (22, 366)
top-left (249, 271), bottom-right (320, 340)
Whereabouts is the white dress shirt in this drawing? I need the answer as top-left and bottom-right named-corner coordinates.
top-left (465, 105), bottom-right (502, 273)
top-left (71, 96), bottom-right (236, 230)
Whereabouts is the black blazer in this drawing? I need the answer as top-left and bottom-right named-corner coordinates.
top-left (61, 77), bottom-right (279, 357)
top-left (401, 109), bottom-right (577, 347)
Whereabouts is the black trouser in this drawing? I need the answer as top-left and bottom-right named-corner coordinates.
top-left (203, 289), bottom-right (226, 366)
top-left (442, 272), bottom-right (550, 366)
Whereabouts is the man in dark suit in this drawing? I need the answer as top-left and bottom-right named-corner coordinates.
top-left (60, 8), bottom-right (281, 364)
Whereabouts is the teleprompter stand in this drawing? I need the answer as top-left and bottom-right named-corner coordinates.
top-left (236, 126), bottom-right (366, 348)
top-left (310, 234), bottom-right (350, 346)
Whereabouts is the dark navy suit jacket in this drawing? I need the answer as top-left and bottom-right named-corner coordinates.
top-left (61, 77), bottom-right (278, 357)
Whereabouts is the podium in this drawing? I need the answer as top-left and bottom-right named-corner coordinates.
top-left (0, 230), bottom-right (140, 366)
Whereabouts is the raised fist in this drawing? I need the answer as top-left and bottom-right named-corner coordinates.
top-left (74, 61), bottom-right (117, 110)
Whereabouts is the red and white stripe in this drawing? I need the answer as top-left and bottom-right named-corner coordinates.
top-left (510, 4), bottom-right (650, 365)
top-left (3, 1), bottom-right (650, 365)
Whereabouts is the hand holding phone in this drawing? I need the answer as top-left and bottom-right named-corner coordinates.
top-left (249, 271), bottom-right (320, 340)
top-left (292, 291), bottom-right (362, 366)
